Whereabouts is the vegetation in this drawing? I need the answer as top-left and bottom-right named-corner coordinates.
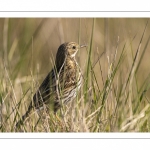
top-left (0, 18), bottom-right (150, 132)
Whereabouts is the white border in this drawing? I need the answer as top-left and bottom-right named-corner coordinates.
top-left (1, 137), bottom-right (149, 150)
top-left (0, 0), bottom-right (149, 12)
top-left (0, 133), bottom-right (150, 150)
top-left (0, 133), bottom-right (150, 138)
top-left (0, 12), bottom-right (150, 18)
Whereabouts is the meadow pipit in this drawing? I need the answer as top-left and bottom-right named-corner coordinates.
top-left (16, 42), bottom-right (86, 128)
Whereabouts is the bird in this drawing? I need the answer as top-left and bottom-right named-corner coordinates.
top-left (15, 42), bottom-right (87, 129)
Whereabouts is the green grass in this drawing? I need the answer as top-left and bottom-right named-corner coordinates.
top-left (1, 18), bottom-right (150, 132)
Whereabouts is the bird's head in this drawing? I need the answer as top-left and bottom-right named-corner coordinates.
top-left (55, 42), bottom-right (87, 69)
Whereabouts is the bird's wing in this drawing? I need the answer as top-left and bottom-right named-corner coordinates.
top-left (32, 69), bottom-right (57, 108)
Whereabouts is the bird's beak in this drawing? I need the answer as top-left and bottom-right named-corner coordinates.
top-left (80, 44), bottom-right (87, 48)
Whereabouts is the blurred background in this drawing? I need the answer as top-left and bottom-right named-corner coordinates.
top-left (1, 18), bottom-right (150, 132)
top-left (0, 18), bottom-right (149, 83)
top-left (0, 18), bottom-right (149, 98)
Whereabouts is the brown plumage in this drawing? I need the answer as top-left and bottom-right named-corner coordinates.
top-left (16, 42), bottom-right (86, 128)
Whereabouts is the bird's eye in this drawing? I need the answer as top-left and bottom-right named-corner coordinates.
top-left (72, 46), bottom-right (76, 49)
